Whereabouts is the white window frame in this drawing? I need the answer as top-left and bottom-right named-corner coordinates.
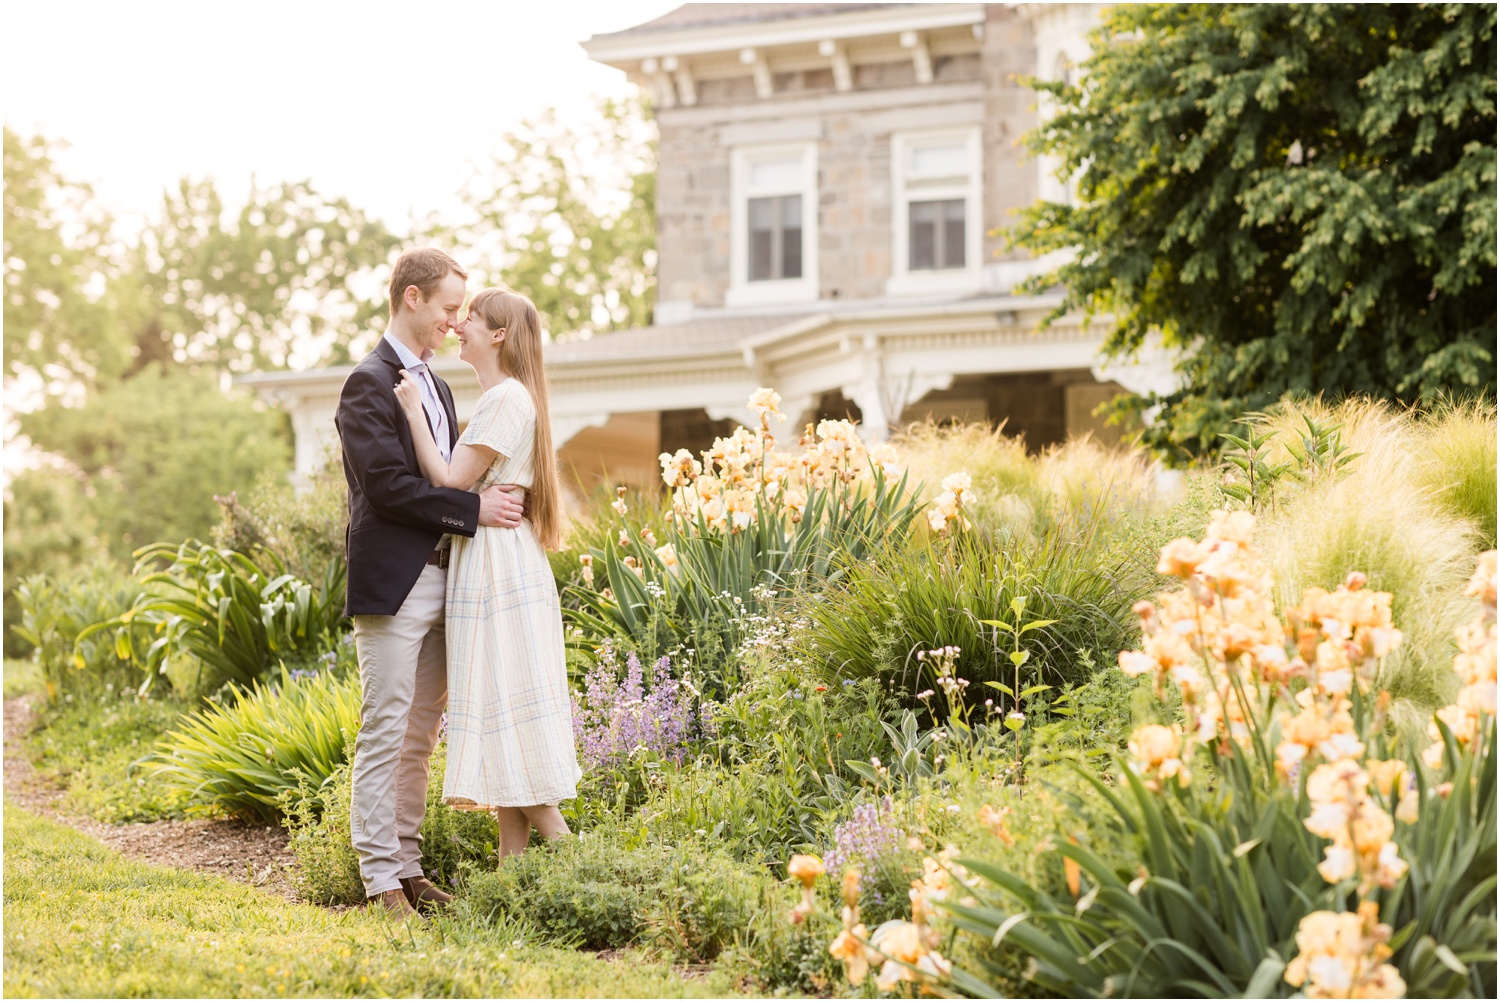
top-left (727, 143), bottom-right (819, 307)
top-left (887, 128), bottom-right (983, 297)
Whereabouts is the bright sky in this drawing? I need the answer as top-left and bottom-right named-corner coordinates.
top-left (2, 0), bottom-right (680, 233)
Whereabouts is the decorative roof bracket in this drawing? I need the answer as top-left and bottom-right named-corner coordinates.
top-left (740, 47), bottom-right (774, 99)
top-left (900, 30), bottom-right (933, 84)
top-left (818, 39), bottom-right (853, 92)
top-left (662, 55), bottom-right (697, 106)
top-left (640, 57), bottom-right (678, 108)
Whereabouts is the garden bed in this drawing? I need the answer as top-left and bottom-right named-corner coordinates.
top-left (6, 399), bottom-right (1496, 998)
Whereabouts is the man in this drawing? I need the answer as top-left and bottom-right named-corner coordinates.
top-left (335, 247), bottom-right (523, 919)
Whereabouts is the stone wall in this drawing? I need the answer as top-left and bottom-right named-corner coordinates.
top-left (981, 4), bottom-right (1041, 265)
top-left (654, 16), bottom-right (1041, 310)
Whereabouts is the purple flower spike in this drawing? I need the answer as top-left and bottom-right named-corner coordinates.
top-left (571, 648), bottom-right (708, 772)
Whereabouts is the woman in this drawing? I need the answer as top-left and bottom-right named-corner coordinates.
top-left (393, 287), bottom-right (580, 857)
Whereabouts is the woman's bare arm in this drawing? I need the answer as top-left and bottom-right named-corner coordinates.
top-left (394, 371), bottom-right (497, 490)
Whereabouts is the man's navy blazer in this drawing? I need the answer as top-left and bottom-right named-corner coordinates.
top-left (335, 338), bottom-right (480, 616)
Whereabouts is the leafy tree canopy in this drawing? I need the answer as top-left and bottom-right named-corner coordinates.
top-left (16, 365), bottom-right (291, 563)
top-left (436, 97), bottom-right (657, 338)
top-left (3, 128), bottom-right (130, 393)
top-left (1016, 3), bottom-right (1497, 457)
top-left (125, 178), bottom-right (399, 373)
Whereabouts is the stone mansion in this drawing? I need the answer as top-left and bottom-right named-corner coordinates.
top-left (241, 2), bottom-right (1174, 494)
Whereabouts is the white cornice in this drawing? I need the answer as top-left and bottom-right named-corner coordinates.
top-left (582, 3), bottom-right (985, 65)
top-left (234, 294), bottom-right (1076, 406)
top-left (659, 79), bottom-right (983, 126)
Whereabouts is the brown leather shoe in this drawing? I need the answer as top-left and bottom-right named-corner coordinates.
top-left (367, 888), bottom-right (418, 920)
top-left (400, 875), bottom-right (453, 913)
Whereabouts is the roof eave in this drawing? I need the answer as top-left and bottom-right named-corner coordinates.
top-left (581, 2), bottom-right (985, 66)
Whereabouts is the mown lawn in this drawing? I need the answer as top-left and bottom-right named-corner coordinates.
top-left (2, 806), bottom-right (747, 999)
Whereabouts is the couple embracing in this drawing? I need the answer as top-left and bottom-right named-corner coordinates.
top-left (336, 247), bottom-right (580, 919)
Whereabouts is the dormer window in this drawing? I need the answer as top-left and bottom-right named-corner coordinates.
top-left (728, 144), bottom-right (819, 306)
top-left (888, 129), bottom-right (983, 296)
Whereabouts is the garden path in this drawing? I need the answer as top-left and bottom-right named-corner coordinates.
top-left (3, 696), bottom-right (301, 903)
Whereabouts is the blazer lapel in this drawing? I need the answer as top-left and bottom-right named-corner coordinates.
top-left (373, 338), bottom-right (403, 372)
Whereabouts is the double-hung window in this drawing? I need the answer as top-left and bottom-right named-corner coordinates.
top-left (729, 144), bottom-right (818, 306)
top-left (889, 129), bottom-right (982, 295)
top-left (748, 193), bottom-right (802, 281)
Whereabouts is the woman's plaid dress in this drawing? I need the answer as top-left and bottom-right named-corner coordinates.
top-left (442, 378), bottom-right (580, 809)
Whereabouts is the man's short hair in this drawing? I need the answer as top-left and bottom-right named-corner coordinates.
top-left (388, 248), bottom-right (467, 316)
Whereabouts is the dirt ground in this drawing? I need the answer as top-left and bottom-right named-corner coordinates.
top-left (3, 695), bottom-right (302, 902)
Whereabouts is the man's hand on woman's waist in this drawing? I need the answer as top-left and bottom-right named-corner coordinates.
top-left (478, 484), bottom-right (526, 528)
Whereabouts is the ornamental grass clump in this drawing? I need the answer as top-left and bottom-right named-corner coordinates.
top-left (1416, 397), bottom-right (1498, 548)
top-left (839, 514), bottom-right (1495, 998)
top-left (153, 666), bottom-right (360, 822)
top-left (1254, 398), bottom-right (1485, 714)
top-left (795, 510), bottom-right (1148, 708)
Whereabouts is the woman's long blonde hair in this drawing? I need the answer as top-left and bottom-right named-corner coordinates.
top-left (466, 288), bottom-right (563, 551)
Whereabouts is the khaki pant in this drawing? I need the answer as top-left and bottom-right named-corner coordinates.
top-left (349, 564), bottom-right (448, 897)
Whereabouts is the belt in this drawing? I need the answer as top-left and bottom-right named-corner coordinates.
top-left (427, 548), bottom-right (451, 570)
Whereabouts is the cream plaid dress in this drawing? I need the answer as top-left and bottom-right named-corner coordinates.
top-left (443, 378), bottom-right (580, 809)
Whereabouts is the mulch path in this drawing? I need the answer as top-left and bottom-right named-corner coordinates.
top-left (3, 695), bottom-right (302, 902)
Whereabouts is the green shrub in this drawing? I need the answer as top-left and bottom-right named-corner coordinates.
top-left (10, 565), bottom-right (149, 701)
top-left (90, 541), bottom-right (346, 691)
top-left (794, 521), bottom-right (1148, 710)
top-left (280, 743), bottom-right (498, 906)
top-left (642, 852), bottom-right (763, 962)
top-left (279, 759), bottom-right (365, 906)
top-left (212, 458), bottom-right (349, 586)
top-left (153, 667), bottom-right (360, 821)
top-left (461, 832), bottom-right (768, 962)
top-left (462, 834), bottom-right (664, 949)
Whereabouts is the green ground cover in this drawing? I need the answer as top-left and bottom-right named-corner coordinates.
top-left (1, 807), bottom-right (745, 999)
top-left (23, 691), bottom-right (194, 823)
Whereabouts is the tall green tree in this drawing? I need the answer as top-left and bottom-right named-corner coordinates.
top-left (440, 97), bottom-right (657, 337)
top-left (1016, 4), bottom-right (1497, 456)
top-left (3, 127), bottom-right (130, 393)
top-left (126, 178), bottom-right (399, 373)
top-left (16, 366), bottom-right (291, 562)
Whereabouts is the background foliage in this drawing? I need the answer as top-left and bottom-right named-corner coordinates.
top-left (16, 367), bottom-right (291, 562)
top-left (1016, 3), bottom-right (1498, 456)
